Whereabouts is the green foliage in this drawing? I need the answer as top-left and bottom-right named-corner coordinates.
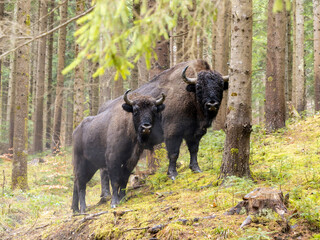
top-left (63, 0), bottom-right (216, 79)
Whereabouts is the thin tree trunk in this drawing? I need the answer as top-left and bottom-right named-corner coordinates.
top-left (73, 0), bottom-right (85, 128)
top-left (46, 0), bottom-right (55, 149)
top-left (294, 0), bottom-right (305, 113)
top-left (285, 6), bottom-right (293, 121)
top-left (130, 0), bottom-right (140, 90)
top-left (113, 75), bottom-right (124, 98)
top-left (0, 1), bottom-right (3, 130)
top-left (89, 61), bottom-right (99, 115)
top-left (99, 68), bottom-right (112, 104)
top-left (213, 0), bottom-right (230, 131)
top-left (176, 14), bottom-right (184, 63)
top-left (33, 0), bottom-right (48, 153)
top-left (314, 0), bottom-right (320, 111)
top-left (12, 0), bottom-right (31, 190)
top-left (65, 89), bottom-right (73, 146)
top-left (7, 4), bottom-right (18, 152)
top-left (265, 0), bottom-right (286, 132)
top-left (220, 0), bottom-right (252, 179)
top-left (211, 1), bottom-right (217, 69)
top-left (52, 0), bottom-right (68, 152)
top-left (291, 0), bottom-right (297, 108)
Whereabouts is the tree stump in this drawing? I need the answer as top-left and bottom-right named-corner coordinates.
top-left (225, 187), bottom-right (290, 231)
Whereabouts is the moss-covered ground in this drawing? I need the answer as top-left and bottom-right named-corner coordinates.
top-left (1, 114), bottom-right (320, 239)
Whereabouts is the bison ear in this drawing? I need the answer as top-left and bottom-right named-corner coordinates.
top-left (223, 81), bottom-right (229, 90)
top-left (186, 85), bottom-right (196, 93)
top-left (156, 104), bottom-right (165, 112)
top-left (122, 103), bottom-right (133, 113)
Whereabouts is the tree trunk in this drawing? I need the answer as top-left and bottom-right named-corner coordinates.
top-left (220, 0), bottom-right (252, 179)
top-left (211, 1), bottom-right (217, 69)
top-left (7, 4), bottom-right (18, 152)
top-left (46, 0), bottom-right (55, 149)
top-left (265, 0), bottom-right (286, 132)
top-left (33, 0), bottom-right (48, 153)
top-left (291, 0), bottom-right (297, 108)
top-left (12, 0), bottom-right (31, 190)
top-left (314, 0), bottom-right (320, 112)
top-left (130, 0), bottom-right (140, 90)
top-left (52, 0), bottom-right (68, 153)
top-left (212, 0), bottom-right (230, 131)
top-left (89, 61), bottom-right (99, 115)
top-left (113, 75), bottom-right (124, 98)
top-left (175, 14), bottom-right (184, 63)
top-left (65, 90), bottom-right (73, 146)
top-left (73, 0), bottom-right (85, 128)
top-left (99, 68), bottom-right (112, 104)
top-left (294, 0), bottom-right (305, 113)
top-left (0, 1), bottom-right (4, 130)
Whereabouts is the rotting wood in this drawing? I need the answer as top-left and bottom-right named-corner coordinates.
top-left (225, 187), bottom-right (290, 231)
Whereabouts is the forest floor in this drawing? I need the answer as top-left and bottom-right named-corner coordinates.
top-left (1, 114), bottom-right (320, 239)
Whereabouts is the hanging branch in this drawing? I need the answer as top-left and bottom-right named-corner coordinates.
top-left (0, 6), bottom-right (94, 60)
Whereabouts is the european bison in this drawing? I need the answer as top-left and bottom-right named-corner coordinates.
top-left (98, 60), bottom-right (228, 186)
top-left (72, 90), bottom-right (166, 212)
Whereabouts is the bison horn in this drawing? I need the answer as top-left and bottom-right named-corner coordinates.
top-left (124, 89), bottom-right (134, 106)
top-left (155, 93), bottom-right (166, 105)
top-left (222, 75), bottom-right (229, 82)
top-left (182, 66), bottom-right (197, 85)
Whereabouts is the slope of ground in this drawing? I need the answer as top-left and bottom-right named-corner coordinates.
top-left (0, 114), bottom-right (320, 239)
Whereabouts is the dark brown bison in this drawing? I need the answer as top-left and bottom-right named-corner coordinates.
top-left (97, 59), bottom-right (228, 201)
top-left (72, 90), bottom-right (165, 212)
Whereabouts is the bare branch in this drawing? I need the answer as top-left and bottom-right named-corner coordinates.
top-left (0, 6), bottom-right (94, 60)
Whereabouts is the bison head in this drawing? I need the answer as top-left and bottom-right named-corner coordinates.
top-left (182, 66), bottom-right (228, 123)
top-left (122, 90), bottom-right (166, 145)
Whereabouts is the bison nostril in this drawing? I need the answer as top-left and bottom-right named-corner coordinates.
top-left (142, 123), bottom-right (152, 129)
top-left (205, 102), bottom-right (219, 111)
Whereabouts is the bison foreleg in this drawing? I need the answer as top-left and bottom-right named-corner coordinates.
top-left (185, 138), bottom-right (202, 173)
top-left (72, 181), bottom-right (79, 213)
top-left (165, 137), bottom-right (183, 180)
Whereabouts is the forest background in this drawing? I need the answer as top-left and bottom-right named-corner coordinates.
top-left (0, 0), bottom-right (320, 239)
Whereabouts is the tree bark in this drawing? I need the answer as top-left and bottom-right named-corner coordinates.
top-left (7, 4), bottom-right (18, 153)
top-left (12, 0), bottom-right (31, 190)
top-left (0, 1), bottom-right (4, 137)
top-left (211, 1), bottom-right (217, 69)
top-left (314, 0), bottom-right (320, 112)
top-left (73, 0), bottom-right (85, 128)
top-left (130, 0), bottom-right (140, 90)
top-left (52, 0), bottom-right (68, 153)
top-left (46, 0), bottom-right (55, 149)
top-left (65, 89), bottom-right (73, 146)
top-left (294, 0), bottom-right (305, 113)
top-left (265, 0), bottom-right (286, 132)
top-left (89, 61), bottom-right (99, 115)
top-left (175, 14), bottom-right (184, 63)
top-left (212, 0), bottom-right (230, 131)
top-left (99, 68), bottom-right (112, 104)
top-left (220, 0), bottom-right (252, 179)
top-left (33, 0), bottom-right (48, 153)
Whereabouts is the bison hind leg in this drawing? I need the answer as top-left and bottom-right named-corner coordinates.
top-left (71, 182), bottom-right (79, 213)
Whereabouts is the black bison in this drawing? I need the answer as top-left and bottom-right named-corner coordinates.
top-left (98, 59), bottom-right (228, 190)
top-left (72, 90), bottom-right (166, 212)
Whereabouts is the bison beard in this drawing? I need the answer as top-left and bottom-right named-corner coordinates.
top-left (72, 91), bottom-right (165, 213)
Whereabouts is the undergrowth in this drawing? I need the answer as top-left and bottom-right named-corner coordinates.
top-left (0, 114), bottom-right (320, 239)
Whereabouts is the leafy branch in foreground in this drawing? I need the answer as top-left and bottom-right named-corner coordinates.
top-left (63, 0), bottom-right (216, 79)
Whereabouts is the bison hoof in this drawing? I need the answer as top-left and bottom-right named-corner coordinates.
top-left (167, 170), bottom-right (178, 180)
top-left (98, 196), bottom-right (111, 205)
top-left (190, 165), bottom-right (202, 173)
